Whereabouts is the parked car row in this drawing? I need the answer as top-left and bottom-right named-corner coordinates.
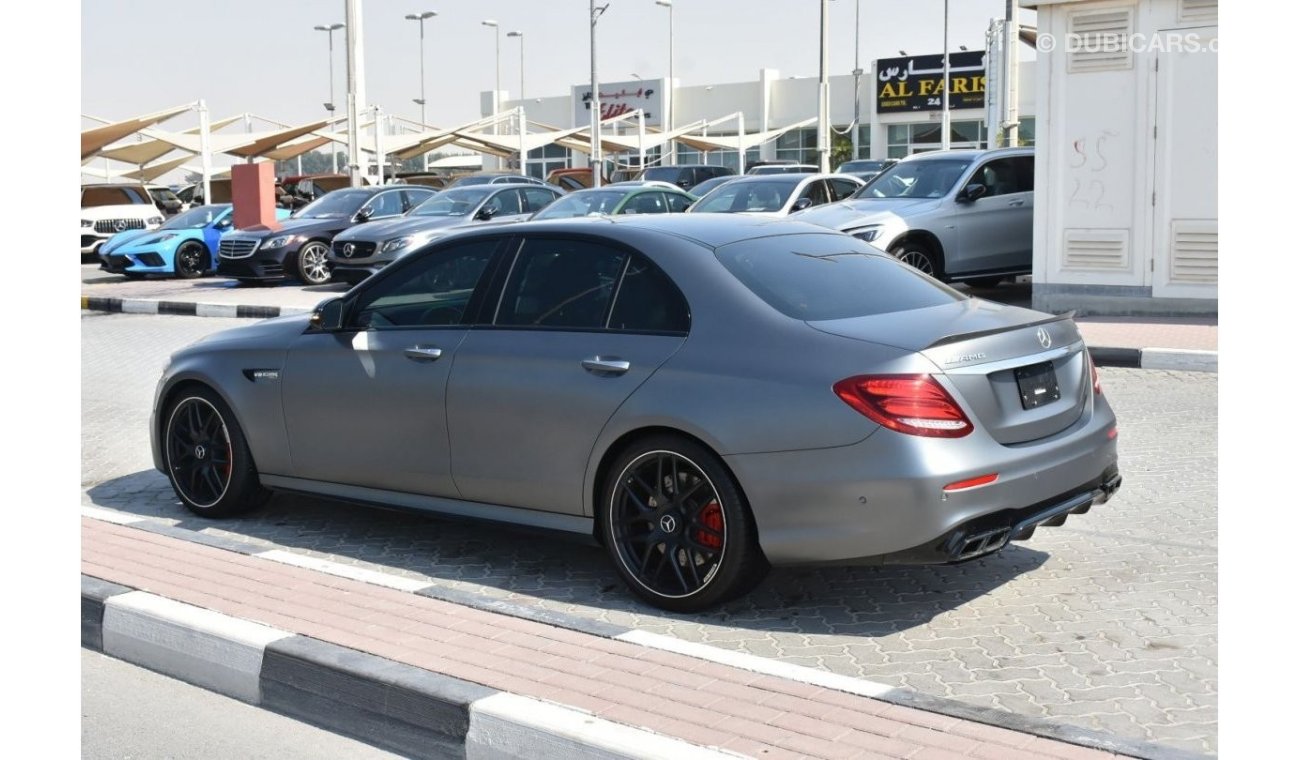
top-left (92, 147), bottom-right (1035, 288)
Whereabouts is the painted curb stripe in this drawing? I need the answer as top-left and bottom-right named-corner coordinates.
top-left (261, 635), bottom-right (496, 759)
top-left (102, 591), bottom-right (292, 704)
top-left (81, 505), bottom-right (145, 525)
top-left (1140, 348), bottom-right (1217, 372)
top-left (616, 629), bottom-right (895, 698)
top-left (467, 693), bottom-right (744, 759)
top-left (257, 549), bottom-right (432, 592)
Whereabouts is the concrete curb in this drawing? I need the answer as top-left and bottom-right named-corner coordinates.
top-left (81, 574), bottom-right (742, 759)
top-left (80, 507), bottom-right (1210, 760)
top-left (79, 295), bottom-right (1218, 372)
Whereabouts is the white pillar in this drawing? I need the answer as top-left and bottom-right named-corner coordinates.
top-left (345, 0), bottom-right (368, 186)
top-left (941, 0), bottom-right (951, 151)
top-left (736, 112), bottom-right (746, 174)
top-left (518, 106), bottom-right (527, 175)
top-left (638, 109), bottom-right (645, 174)
top-left (817, 0), bottom-right (831, 172)
top-left (1004, 0), bottom-right (1020, 146)
top-left (198, 100), bottom-right (211, 206)
top-left (373, 107), bottom-right (384, 184)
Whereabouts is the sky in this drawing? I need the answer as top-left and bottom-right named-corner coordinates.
top-left (81, 0), bottom-right (1034, 135)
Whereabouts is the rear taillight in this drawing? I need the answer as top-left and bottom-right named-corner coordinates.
top-left (833, 374), bottom-right (973, 438)
top-left (1088, 353), bottom-right (1103, 396)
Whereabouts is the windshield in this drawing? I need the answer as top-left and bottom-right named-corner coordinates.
top-left (532, 190), bottom-right (628, 219)
top-left (295, 189), bottom-right (372, 218)
top-left (162, 205), bottom-right (230, 230)
top-left (716, 233), bottom-right (965, 321)
top-left (410, 188), bottom-right (491, 217)
top-left (693, 180), bottom-right (795, 213)
top-left (855, 158), bottom-right (973, 199)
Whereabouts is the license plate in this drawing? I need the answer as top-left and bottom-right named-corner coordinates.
top-left (1014, 361), bottom-right (1060, 410)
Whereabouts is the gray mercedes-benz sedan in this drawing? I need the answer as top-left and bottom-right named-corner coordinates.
top-left (151, 215), bottom-right (1120, 611)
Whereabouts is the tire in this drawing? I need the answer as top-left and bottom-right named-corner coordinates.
top-left (173, 241), bottom-right (208, 279)
top-left (294, 241), bottom-right (332, 285)
top-left (599, 435), bottom-right (769, 612)
top-left (162, 386), bottom-right (271, 518)
top-left (888, 240), bottom-right (941, 279)
top-left (966, 276), bottom-right (1004, 289)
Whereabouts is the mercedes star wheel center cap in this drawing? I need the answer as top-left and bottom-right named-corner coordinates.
top-left (659, 514), bottom-right (677, 533)
top-left (194, 444), bottom-right (207, 460)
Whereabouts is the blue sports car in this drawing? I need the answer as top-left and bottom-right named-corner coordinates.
top-left (99, 204), bottom-right (291, 279)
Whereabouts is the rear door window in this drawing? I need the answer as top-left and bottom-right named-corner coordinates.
top-left (607, 256), bottom-right (690, 334)
top-left (715, 233), bottom-right (965, 320)
top-left (494, 239), bottom-right (626, 329)
top-left (664, 192), bottom-right (692, 213)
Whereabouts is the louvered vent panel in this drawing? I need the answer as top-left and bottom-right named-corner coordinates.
top-left (1169, 220), bottom-right (1217, 284)
top-left (1179, 0), bottom-right (1217, 23)
top-left (1063, 229), bottom-right (1129, 270)
top-left (1068, 9), bottom-right (1134, 73)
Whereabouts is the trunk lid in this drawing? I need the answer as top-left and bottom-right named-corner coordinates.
top-left (808, 299), bottom-right (1090, 444)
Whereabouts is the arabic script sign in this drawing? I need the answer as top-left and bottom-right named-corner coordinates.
top-left (875, 51), bottom-right (986, 113)
top-left (573, 79), bottom-right (664, 127)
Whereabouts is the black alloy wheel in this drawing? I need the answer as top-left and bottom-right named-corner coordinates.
top-left (163, 387), bottom-right (270, 517)
top-left (174, 241), bottom-right (208, 279)
top-left (602, 436), bottom-right (768, 611)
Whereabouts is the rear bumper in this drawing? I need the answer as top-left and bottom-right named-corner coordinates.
top-left (724, 395), bottom-right (1120, 565)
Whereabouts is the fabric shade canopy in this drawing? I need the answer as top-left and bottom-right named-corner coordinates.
top-left (81, 104), bottom-right (191, 160)
top-left (95, 114), bottom-right (245, 165)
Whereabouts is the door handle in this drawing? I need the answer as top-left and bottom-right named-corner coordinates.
top-left (1007, 199), bottom-right (1026, 207)
top-left (404, 346), bottom-right (443, 362)
top-left (582, 356), bottom-right (631, 374)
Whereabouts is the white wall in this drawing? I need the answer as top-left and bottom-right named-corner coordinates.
top-left (1029, 0), bottom-right (1218, 314)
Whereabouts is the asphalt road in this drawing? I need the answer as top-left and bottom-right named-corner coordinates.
top-left (82, 649), bottom-right (400, 759)
top-left (81, 311), bottom-right (1217, 754)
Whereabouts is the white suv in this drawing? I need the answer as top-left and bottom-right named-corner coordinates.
top-left (81, 184), bottom-right (164, 257)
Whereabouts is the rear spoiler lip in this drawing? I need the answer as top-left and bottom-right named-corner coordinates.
top-left (923, 310), bottom-right (1076, 351)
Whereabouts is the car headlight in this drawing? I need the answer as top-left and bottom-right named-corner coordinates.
top-left (146, 233), bottom-right (178, 245)
top-left (261, 234), bottom-right (298, 250)
top-left (851, 226), bottom-right (884, 243)
top-left (381, 236), bottom-right (415, 253)
top-left (81, 219), bottom-right (93, 228)
top-left (147, 217), bottom-right (164, 226)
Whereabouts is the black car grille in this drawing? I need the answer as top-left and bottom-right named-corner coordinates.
top-left (94, 219), bottom-right (146, 233)
top-left (219, 239), bottom-right (258, 259)
top-left (81, 235), bottom-right (99, 248)
top-left (332, 240), bottom-right (376, 259)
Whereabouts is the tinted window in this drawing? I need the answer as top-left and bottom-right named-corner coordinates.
top-left (496, 239), bottom-right (626, 328)
top-left (664, 192), bottom-right (692, 213)
top-left (827, 178), bottom-right (861, 201)
top-left (622, 192), bottom-right (666, 214)
top-left (296, 189), bottom-right (372, 218)
top-left (483, 188), bottom-right (523, 216)
top-left (608, 257), bottom-right (690, 333)
top-left (972, 158), bottom-right (1031, 198)
top-left (641, 167), bottom-right (686, 184)
top-left (352, 240), bottom-right (497, 328)
top-left (521, 187), bottom-right (560, 213)
top-left (715, 233), bottom-right (965, 320)
top-left (402, 188), bottom-right (436, 210)
top-left (362, 191), bottom-right (404, 218)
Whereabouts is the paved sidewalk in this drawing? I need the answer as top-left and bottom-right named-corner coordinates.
top-left (83, 513), bottom-right (1169, 760)
top-left (80, 268), bottom-right (1217, 371)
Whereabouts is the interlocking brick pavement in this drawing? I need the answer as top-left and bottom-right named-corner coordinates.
top-left (81, 313), bottom-right (1217, 754)
top-left (84, 516), bottom-right (1126, 759)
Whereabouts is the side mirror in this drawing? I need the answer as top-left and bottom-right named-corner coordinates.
top-left (309, 297), bottom-right (346, 332)
top-left (476, 206), bottom-right (498, 221)
top-left (958, 183), bottom-right (987, 203)
top-left (354, 208), bottom-right (372, 223)
top-left (791, 197), bottom-right (814, 211)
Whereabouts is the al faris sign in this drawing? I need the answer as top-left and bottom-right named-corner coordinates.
top-left (573, 79), bottom-right (664, 127)
top-left (875, 51), bottom-right (986, 113)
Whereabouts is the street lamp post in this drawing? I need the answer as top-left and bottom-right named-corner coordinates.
top-left (817, 0), bottom-right (830, 172)
top-left (507, 31), bottom-right (524, 102)
top-left (405, 11), bottom-right (437, 171)
top-left (654, 0), bottom-right (674, 165)
top-left (941, 0), bottom-right (951, 150)
top-left (590, 2), bottom-right (609, 188)
top-left (482, 18), bottom-right (500, 154)
top-left (314, 22), bottom-right (345, 173)
top-left (851, 0), bottom-right (863, 159)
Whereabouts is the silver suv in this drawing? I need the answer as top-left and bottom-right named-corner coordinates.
top-left (794, 147), bottom-right (1034, 287)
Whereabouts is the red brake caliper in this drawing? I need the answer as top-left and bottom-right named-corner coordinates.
top-left (695, 501), bottom-right (723, 550)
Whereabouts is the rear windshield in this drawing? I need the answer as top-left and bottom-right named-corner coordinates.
top-left (715, 233), bottom-right (966, 320)
top-left (81, 186), bottom-right (151, 206)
